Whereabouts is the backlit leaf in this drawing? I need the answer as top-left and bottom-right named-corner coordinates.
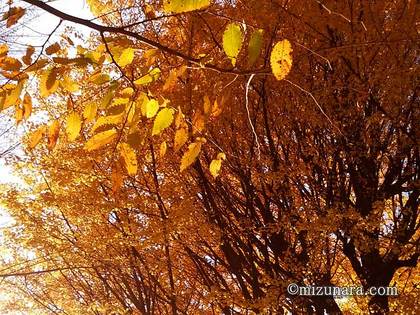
top-left (22, 46), bottom-right (35, 65)
top-left (28, 125), bottom-right (46, 149)
top-left (83, 102), bottom-right (98, 122)
top-left (0, 44), bottom-right (9, 57)
top-left (119, 142), bottom-right (138, 176)
top-left (163, 0), bottom-right (210, 13)
top-left (117, 47), bottom-right (135, 67)
top-left (0, 57), bottom-right (22, 71)
top-left (66, 112), bottom-right (82, 141)
top-left (174, 127), bottom-right (188, 152)
top-left (89, 73), bottom-right (110, 85)
top-left (91, 113), bottom-right (124, 133)
top-left (5, 7), bottom-right (25, 28)
top-left (84, 129), bottom-right (117, 151)
top-left (143, 99), bottom-right (159, 118)
top-left (152, 108), bottom-right (174, 135)
top-left (248, 29), bottom-right (263, 66)
top-left (134, 68), bottom-right (161, 85)
top-left (22, 93), bottom-right (32, 120)
top-left (209, 152), bottom-right (226, 178)
top-left (223, 23), bottom-right (243, 66)
top-left (45, 42), bottom-right (61, 55)
top-left (180, 141), bottom-right (202, 171)
top-left (40, 68), bottom-right (59, 97)
top-left (159, 141), bottom-right (167, 158)
top-left (270, 39), bottom-right (293, 80)
top-left (48, 120), bottom-right (60, 150)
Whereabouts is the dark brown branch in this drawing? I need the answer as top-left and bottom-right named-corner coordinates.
top-left (22, 0), bottom-right (270, 76)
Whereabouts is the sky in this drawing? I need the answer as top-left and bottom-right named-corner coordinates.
top-left (0, 1), bottom-right (95, 312)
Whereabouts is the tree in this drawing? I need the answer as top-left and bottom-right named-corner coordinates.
top-left (0, 0), bottom-right (418, 314)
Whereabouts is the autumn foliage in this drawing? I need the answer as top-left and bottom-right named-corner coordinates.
top-left (0, 0), bottom-right (419, 314)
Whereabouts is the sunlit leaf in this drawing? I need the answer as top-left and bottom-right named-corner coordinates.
top-left (223, 23), bottom-right (243, 66)
top-left (180, 140), bottom-right (203, 171)
top-left (209, 152), bottom-right (226, 178)
top-left (174, 127), bottom-right (188, 152)
top-left (83, 102), bottom-right (98, 122)
top-left (40, 68), bottom-right (59, 97)
top-left (159, 141), bottom-right (167, 157)
top-left (28, 125), bottom-right (46, 149)
top-left (91, 113), bottom-right (124, 133)
top-left (89, 73), bottom-right (110, 85)
top-left (270, 39), bottom-right (293, 80)
top-left (163, 0), bottom-right (210, 13)
top-left (48, 120), bottom-right (60, 150)
top-left (22, 93), bottom-right (32, 120)
top-left (119, 142), bottom-right (138, 176)
top-left (142, 99), bottom-right (159, 118)
top-left (84, 129), bottom-right (117, 151)
top-left (134, 68), bottom-right (161, 85)
top-left (117, 47), bottom-right (135, 67)
top-left (152, 108), bottom-right (174, 135)
top-left (0, 44), bottom-right (9, 57)
top-left (66, 112), bottom-right (82, 141)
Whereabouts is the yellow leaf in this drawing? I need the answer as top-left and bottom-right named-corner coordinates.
top-left (163, 0), bottom-right (210, 13)
top-left (15, 106), bottom-right (24, 125)
top-left (120, 87), bottom-right (134, 97)
top-left (134, 68), bottom-right (161, 85)
top-left (270, 39), bottom-right (293, 80)
top-left (22, 93), bottom-right (32, 120)
top-left (61, 76), bottom-right (80, 93)
top-left (117, 47), bottom-right (135, 67)
top-left (66, 112), bottom-right (82, 141)
top-left (159, 141), bottom-right (167, 158)
top-left (119, 142), bottom-right (138, 176)
top-left (89, 73), bottom-right (110, 85)
top-left (142, 99), bottom-right (159, 118)
top-left (83, 102), bottom-right (98, 122)
top-left (26, 59), bottom-right (48, 72)
top-left (45, 42), bottom-right (61, 55)
top-left (180, 141), bottom-right (202, 171)
top-left (248, 29), bottom-right (263, 66)
top-left (111, 166), bottom-right (124, 193)
top-left (84, 129), bottom-right (117, 151)
top-left (0, 44), bottom-right (8, 57)
top-left (174, 127), bottom-right (188, 152)
top-left (48, 120), bottom-right (60, 150)
top-left (211, 98), bottom-right (222, 117)
top-left (209, 152), bottom-right (226, 178)
top-left (40, 68), bottom-right (59, 97)
top-left (175, 106), bottom-right (185, 128)
top-left (192, 111), bottom-right (205, 134)
top-left (163, 66), bottom-right (187, 91)
top-left (223, 23), bottom-right (244, 66)
top-left (28, 125), bottom-right (46, 149)
top-left (91, 113), bottom-right (124, 133)
top-left (152, 108), bottom-right (174, 135)
top-left (4, 81), bottom-right (24, 108)
top-left (203, 95), bottom-right (212, 115)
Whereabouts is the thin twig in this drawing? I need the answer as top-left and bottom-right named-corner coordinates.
top-left (245, 74), bottom-right (260, 159)
top-left (284, 79), bottom-right (344, 136)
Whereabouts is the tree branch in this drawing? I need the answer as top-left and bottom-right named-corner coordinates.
top-left (22, 0), bottom-right (269, 76)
